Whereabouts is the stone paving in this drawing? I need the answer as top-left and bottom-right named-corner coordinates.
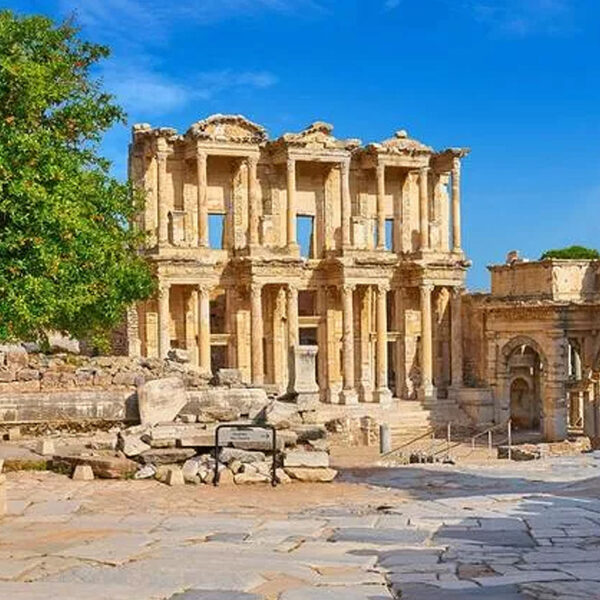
top-left (2, 453), bottom-right (600, 598)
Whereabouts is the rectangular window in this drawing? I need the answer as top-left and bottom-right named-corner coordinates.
top-left (385, 218), bottom-right (394, 251)
top-left (297, 215), bottom-right (314, 258)
top-left (208, 213), bottom-right (225, 249)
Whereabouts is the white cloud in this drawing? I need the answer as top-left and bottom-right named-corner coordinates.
top-left (466, 0), bottom-right (574, 36)
top-left (99, 60), bottom-right (277, 117)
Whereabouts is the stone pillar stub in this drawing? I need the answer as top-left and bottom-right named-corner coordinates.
top-left (288, 345), bottom-right (319, 409)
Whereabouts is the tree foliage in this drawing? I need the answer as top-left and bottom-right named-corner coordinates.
top-left (540, 245), bottom-right (600, 261)
top-left (0, 10), bottom-right (154, 343)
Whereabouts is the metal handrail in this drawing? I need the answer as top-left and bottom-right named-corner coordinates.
top-left (381, 426), bottom-right (437, 459)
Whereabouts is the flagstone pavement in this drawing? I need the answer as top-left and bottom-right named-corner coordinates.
top-left (2, 452), bottom-right (600, 599)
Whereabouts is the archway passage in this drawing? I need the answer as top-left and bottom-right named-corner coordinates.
top-left (510, 377), bottom-right (540, 430)
top-left (506, 344), bottom-right (543, 432)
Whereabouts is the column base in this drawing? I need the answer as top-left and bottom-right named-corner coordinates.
top-left (286, 243), bottom-right (300, 257)
top-left (359, 383), bottom-right (374, 403)
top-left (418, 384), bottom-right (437, 406)
top-left (374, 387), bottom-right (393, 405)
top-left (339, 388), bottom-right (359, 405)
top-left (324, 385), bottom-right (342, 404)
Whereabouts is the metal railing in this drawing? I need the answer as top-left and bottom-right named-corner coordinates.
top-left (381, 420), bottom-right (514, 463)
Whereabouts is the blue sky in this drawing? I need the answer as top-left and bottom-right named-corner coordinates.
top-left (5, 0), bottom-right (600, 289)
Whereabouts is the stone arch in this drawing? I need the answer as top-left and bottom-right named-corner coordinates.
top-left (500, 335), bottom-right (548, 374)
top-left (495, 335), bottom-right (547, 432)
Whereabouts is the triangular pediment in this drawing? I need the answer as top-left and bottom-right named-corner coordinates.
top-left (279, 121), bottom-right (360, 151)
top-left (186, 114), bottom-right (267, 144)
top-left (369, 130), bottom-right (433, 155)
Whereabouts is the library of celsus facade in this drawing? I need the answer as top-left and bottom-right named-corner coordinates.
top-left (127, 114), bottom-right (469, 409)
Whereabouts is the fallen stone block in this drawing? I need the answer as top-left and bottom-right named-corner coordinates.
top-left (276, 468), bottom-right (292, 484)
top-left (137, 376), bottom-right (187, 426)
top-left (52, 454), bottom-right (138, 479)
top-left (134, 464), bottom-right (156, 480)
top-left (284, 467), bottom-right (338, 482)
top-left (284, 450), bottom-right (329, 468)
top-left (139, 448), bottom-right (196, 465)
top-left (182, 457), bottom-right (204, 483)
top-left (72, 464), bottom-right (94, 481)
top-left (220, 448), bottom-right (266, 464)
top-left (6, 426), bottom-right (21, 441)
top-left (36, 439), bottom-right (55, 456)
top-left (292, 424), bottom-right (327, 442)
top-left (179, 433), bottom-right (215, 447)
top-left (262, 400), bottom-right (302, 429)
top-left (217, 468), bottom-right (235, 485)
top-left (118, 431), bottom-right (151, 457)
top-left (196, 405), bottom-right (241, 423)
top-left (234, 471), bottom-right (270, 484)
top-left (213, 368), bottom-right (244, 387)
top-left (165, 467), bottom-right (185, 486)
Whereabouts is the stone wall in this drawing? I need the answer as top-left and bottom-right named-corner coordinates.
top-left (0, 345), bottom-right (211, 423)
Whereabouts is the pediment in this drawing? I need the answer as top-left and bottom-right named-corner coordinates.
top-left (368, 130), bottom-right (433, 155)
top-left (186, 114), bottom-right (267, 144)
top-left (279, 121), bottom-right (360, 151)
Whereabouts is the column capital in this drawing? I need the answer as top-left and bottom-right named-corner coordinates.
top-left (376, 162), bottom-right (385, 177)
top-left (340, 157), bottom-right (351, 172)
top-left (247, 154), bottom-right (259, 168)
top-left (287, 282), bottom-right (299, 293)
top-left (376, 282), bottom-right (390, 293)
top-left (158, 280), bottom-right (171, 294)
top-left (420, 282), bottom-right (434, 294)
top-left (341, 283), bottom-right (356, 294)
top-left (196, 147), bottom-right (207, 159)
top-left (197, 283), bottom-right (211, 296)
top-left (250, 282), bottom-right (263, 296)
top-left (286, 155), bottom-right (296, 169)
top-left (450, 285), bottom-right (464, 298)
top-left (452, 156), bottom-right (461, 173)
top-left (419, 165), bottom-right (430, 175)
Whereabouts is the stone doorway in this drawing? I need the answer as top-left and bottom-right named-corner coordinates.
top-left (506, 344), bottom-right (543, 431)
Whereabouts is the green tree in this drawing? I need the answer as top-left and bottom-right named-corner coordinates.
top-left (0, 11), bottom-right (154, 344)
top-left (540, 245), bottom-right (600, 261)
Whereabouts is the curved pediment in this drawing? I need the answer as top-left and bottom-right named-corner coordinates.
top-left (186, 114), bottom-right (267, 144)
top-left (278, 121), bottom-right (361, 151)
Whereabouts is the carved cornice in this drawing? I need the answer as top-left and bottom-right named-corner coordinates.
top-left (185, 114), bottom-right (267, 144)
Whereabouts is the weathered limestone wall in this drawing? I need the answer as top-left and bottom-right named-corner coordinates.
top-left (490, 260), bottom-right (600, 301)
top-left (462, 293), bottom-right (488, 387)
top-left (0, 346), bottom-right (210, 423)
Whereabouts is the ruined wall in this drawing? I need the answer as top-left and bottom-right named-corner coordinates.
top-left (0, 346), bottom-right (210, 423)
top-left (462, 293), bottom-right (488, 387)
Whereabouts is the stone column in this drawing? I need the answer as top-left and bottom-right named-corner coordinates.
top-left (158, 282), bottom-right (170, 359)
top-left (286, 157), bottom-right (298, 251)
top-left (186, 288), bottom-right (199, 366)
top-left (287, 284), bottom-right (299, 352)
top-left (247, 155), bottom-right (259, 248)
top-left (395, 288), bottom-right (406, 398)
top-left (341, 158), bottom-right (352, 249)
top-left (198, 285), bottom-right (211, 373)
top-left (250, 283), bottom-right (264, 385)
top-left (157, 152), bottom-right (169, 246)
top-left (450, 287), bottom-right (463, 389)
top-left (451, 159), bottom-right (461, 252)
top-left (419, 283), bottom-right (436, 402)
top-left (340, 284), bottom-right (358, 404)
top-left (375, 283), bottom-right (392, 404)
top-left (419, 166), bottom-right (429, 251)
top-left (376, 163), bottom-right (386, 250)
top-left (197, 150), bottom-right (208, 248)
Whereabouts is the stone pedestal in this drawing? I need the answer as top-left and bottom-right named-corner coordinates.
top-left (288, 345), bottom-right (319, 408)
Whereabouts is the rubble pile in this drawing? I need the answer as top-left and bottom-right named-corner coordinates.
top-left (50, 372), bottom-right (337, 485)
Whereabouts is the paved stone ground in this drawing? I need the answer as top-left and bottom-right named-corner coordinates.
top-left (2, 452), bottom-right (600, 599)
